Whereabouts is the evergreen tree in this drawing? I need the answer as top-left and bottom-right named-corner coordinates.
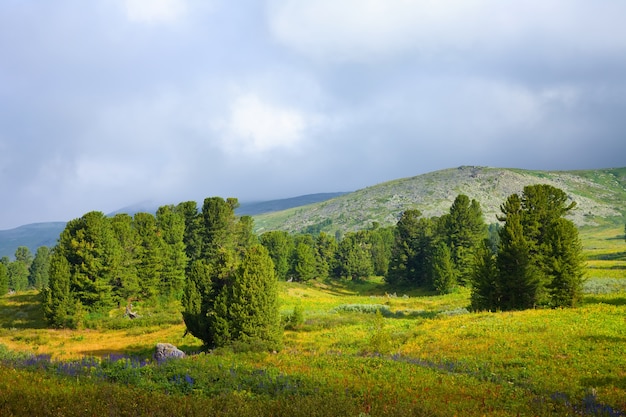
top-left (42, 251), bottom-right (80, 328)
top-left (431, 242), bottom-right (456, 294)
top-left (368, 225), bottom-right (394, 277)
top-left (386, 210), bottom-right (434, 286)
top-left (496, 204), bottom-right (542, 310)
top-left (292, 241), bottom-right (317, 282)
top-left (0, 263), bottom-right (8, 296)
top-left (53, 212), bottom-right (119, 311)
top-left (469, 241), bottom-right (499, 311)
top-left (228, 245), bottom-right (282, 350)
top-left (176, 201), bottom-right (203, 265)
top-left (315, 232), bottom-right (337, 280)
top-left (29, 246), bottom-right (50, 290)
top-left (201, 197), bottom-right (238, 260)
top-left (545, 218), bottom-right (586, 307)
top-left (336, 232), bottom-right (374, 281)
top-left (443, 195), bottom-right (486, 284)
top-left (133, 212), bottom-right (164, 301)
top-left (156, 205), bottom-right (188, 299)
top-left (260, 231), bottom-right (294, 281)
top-left (7, 261), bottom-right (29, 292)
top-left (110, 214), bottom-right (141, 301)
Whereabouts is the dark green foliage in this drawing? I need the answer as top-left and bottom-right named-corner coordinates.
top-left (42, 251), bottom-right (82, 328)
top-left (228, 245), bottom-right (282, 350)
top-left (473, 185), bottom-right (585, 311)
top-left (28, 246), bottom-right (50, 290)
top-left (544, 218), bottom-right (586, 307)
top-left (14, 246), bottom-right (33, 265)
top-left (201, 197), bottom-right (238, 260)
top-left (335, 231), bottom-right (374, 280)
top-left (0, 263), bottom-right (8, 296)
top-left (110, 214), bottom-right (141, 301)
top-left (181, 259), bottom-right (216, 346)
top-left (431, 242), bottom-right (456, 294)
top-left (469, 241), bottom-right (499, 311)
top-left (7, 260), bottom-right (29, 292)
top-left (175, 201), bottom-right (203, 265)
top-left (260, 230), bottom-right (294, 281)
top-left (368, 225), bottom-right (394, 276)
top-left (314, 232), bottom-right (337, 280)
top-left (442, 195), bottom-right (486, 284)
top-left (496, 206), bottom-right (542, 310)
top-left (133, 212), bottom-right (164, 301)
top-left (156, 205), bottom-right (188, 299)
top-left (292, 242), bottom-right (317, 282)
top-left (182, 198), bottom-right (281, 350)
top-left (386, 210), bottom-right (434, 286)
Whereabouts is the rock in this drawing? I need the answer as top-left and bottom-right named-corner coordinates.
top-left (154, 343), bottom-right (185, 362)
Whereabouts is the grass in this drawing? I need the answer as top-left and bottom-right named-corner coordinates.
top-left (0, 225), bottom-right (625, 416)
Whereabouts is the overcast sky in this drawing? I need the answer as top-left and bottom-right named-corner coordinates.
top-left (1, 0), bottom-right (625, 229)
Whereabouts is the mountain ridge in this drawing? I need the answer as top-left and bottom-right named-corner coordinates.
top-left (252, 166), bottom-right (626, 234)
top-left (2, 166), bottom-right (625, 257)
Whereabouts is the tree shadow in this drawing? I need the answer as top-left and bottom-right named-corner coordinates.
top-left (582, 296), bottom-right (626, 306)
top-left (579, 375), bottom-right (626, 390)
top-left (587, 251), bottom-right (626, 261)
top-left (0, 292), bottom-right (47, 330)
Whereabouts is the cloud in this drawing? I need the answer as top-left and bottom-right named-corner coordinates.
top-left (121, 0), bottom-right (189, 23)
top-left (218, 93), bottom-right (308, 154)
top-left (267, 0), bottom-right (626, 63)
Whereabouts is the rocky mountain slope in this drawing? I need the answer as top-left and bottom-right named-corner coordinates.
top-left (253, 166), bottom-right (626, 234)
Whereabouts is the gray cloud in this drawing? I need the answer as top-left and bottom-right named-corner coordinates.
top-left (1, 0), bottom-right (625, 229)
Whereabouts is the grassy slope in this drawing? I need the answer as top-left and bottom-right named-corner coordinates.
top-left (1, 225), bottom-right (625, 416)
top-left (254, 166), bottom-right (626, 234)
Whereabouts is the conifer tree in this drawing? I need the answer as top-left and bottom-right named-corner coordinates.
top-left (431, 241), bottom-right (456, 294)
top-left (386, 210), bottom-right (434, 286)
top-left (292, 241), bottom-right (317, 281)
top-left (110, 213), bottom-right (141, 301)
top-left (0, 263), bottom-right (8, 296)
top-left (496, 204), bottom-right (541, 310)
top-left (260, 230), bottom-right (294, 281)
top-left (29, 246), bottom-right (50, 290)
top-left (545, 218), bottom-right (586, 307)
top-left (133, 212), bottom-right (164, 301)
top-left (469, 241), bottom-right (499, 311)
top-left (228, 245), bottom-right (282, 350)
top-left (156, 205), bottom-right (188, 298)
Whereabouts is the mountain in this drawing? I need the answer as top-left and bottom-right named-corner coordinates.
top-left (2, 167), bottom-right (625, 257)
top-left (0, 193), bottom-right (348, 258)
top-left (253, 166), bottom-right (626, 234)
top-left (0, 222), bottom-right (66, 259)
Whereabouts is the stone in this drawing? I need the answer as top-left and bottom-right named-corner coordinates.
top-left (154, 343), bottom-right (185, 362)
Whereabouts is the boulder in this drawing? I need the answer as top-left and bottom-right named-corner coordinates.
top-left (154, 343), bottom-right (185, 362)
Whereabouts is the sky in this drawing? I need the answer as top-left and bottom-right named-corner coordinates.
top-left (1, 0), bottom-right (626, 229)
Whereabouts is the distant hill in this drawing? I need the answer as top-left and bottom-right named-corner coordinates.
top-left (253, 166), bottom-right (626, 234)
top-left (237, 193), bottom-right (349, 216)
top-left (3, 167), bottom-right (625, 257)
top-left (0, 222), bottom-right (66, 259)
top-left (0, 193), bottom-right (348, 258)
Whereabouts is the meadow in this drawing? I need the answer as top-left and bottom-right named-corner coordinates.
top-left (0, 225), bottom-right (624, 416)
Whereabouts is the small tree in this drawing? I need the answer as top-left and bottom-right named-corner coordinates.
top-left (0, 263), bottom-right (8, 296)
top-left (431, 242), bottom-right (456, 294)
top-left (29, 246), bottom-right (50, 290)
top-left (228, 245), bottom-right (282, 350)
top-left (470, 241), bottom-right (499, 311)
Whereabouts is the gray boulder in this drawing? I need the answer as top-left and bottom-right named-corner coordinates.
top-left (154, 343), bottom-right (186, 362)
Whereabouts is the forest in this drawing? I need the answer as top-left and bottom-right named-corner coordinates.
top-left (0, 183), bottom-right (624, 416)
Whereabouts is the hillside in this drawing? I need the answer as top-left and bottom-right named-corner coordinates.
top-left (0, 222), bottom-right (66, 259)
top-left (253, 166), bottom-right (626, 234)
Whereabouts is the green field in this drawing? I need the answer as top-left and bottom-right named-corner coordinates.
top-left (0, 226), bottom-right (625, 416)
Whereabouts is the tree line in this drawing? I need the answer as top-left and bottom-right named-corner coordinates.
top-left (11, 184), bottom-right (585, 350)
